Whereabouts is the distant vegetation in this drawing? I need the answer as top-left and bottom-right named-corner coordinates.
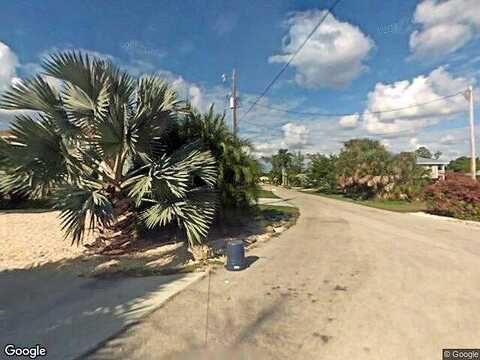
top-left (265, 139), bottom-right (428, 201)
top-left (447, 156), bottom-right (480, 173)
top-left (264, 139), bottom-right (478, 220)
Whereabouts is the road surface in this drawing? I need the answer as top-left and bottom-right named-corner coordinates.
top-left (90, 188), bottom-right (480, 359)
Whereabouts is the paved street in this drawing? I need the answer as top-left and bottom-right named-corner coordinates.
top-left (90, 188), bottom-right (480, 359)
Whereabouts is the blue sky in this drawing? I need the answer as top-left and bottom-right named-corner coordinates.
top-left (0, 0), bottom-right (479, 159)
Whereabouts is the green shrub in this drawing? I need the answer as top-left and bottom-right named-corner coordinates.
top-left (178, 106), bottom-right (261, 212)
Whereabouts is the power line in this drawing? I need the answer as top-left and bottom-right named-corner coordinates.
top-left (241, 91), bottom-right (465, 117)
top-left (240, 0), bottom-right (342, 121)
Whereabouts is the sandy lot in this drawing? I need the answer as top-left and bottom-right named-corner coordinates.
top-left (0, 210), bottom-right (91, 270)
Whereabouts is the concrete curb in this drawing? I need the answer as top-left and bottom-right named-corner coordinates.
top-left (408, 212), bottom-right (480, 227)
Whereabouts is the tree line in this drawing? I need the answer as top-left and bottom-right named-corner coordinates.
top-left (264, 139), bottom-right (477, 201)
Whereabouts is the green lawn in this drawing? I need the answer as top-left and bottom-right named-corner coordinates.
top-left (257, 189), bottom-right (279, 199)
top-left (306, 192), bottom-right (427, 213)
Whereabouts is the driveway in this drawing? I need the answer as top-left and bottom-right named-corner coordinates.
top-left (90, 187), bottom-right (480, 359)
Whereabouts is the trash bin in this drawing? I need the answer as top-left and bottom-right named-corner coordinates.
top-left (226, 240), bottom-right (246, 271)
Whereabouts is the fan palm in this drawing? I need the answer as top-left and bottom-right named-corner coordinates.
top-left (0, 51), bottom-right (217, 249)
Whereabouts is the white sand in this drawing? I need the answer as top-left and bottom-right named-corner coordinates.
top-left (0, 210), bottom-right (92, 270)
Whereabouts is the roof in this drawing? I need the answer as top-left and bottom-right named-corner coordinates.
top-left (0, 130), bottom-right (11, 137)
top-left (416, 157), bottom-right (449, 165)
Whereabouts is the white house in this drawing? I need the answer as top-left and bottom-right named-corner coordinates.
top-left (416, 157), bottom-right (448, 180)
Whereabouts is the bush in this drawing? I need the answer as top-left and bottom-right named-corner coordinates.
top-left (178, 106), bottom-right (261, 212)
top-left (424, 172), bottom-right (480, 221)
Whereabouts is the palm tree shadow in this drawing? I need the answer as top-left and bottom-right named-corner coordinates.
top-left (0, 258), bottom-right (199, 360)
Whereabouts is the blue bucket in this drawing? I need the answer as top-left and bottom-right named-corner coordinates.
top-left (226, 240), bottom-right (246, 271)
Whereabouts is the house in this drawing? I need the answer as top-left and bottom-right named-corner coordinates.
top-left (416, 157), bottom-right (448, 180)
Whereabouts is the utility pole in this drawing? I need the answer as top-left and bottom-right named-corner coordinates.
top-left (467, 85), bottom-right (477, 180)
top-left (230, 68), bottom-right (238, 136)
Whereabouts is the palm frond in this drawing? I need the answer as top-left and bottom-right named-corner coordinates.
top-left (125, 148), bottom-right (217, 245)
top-left (0, 114), bottom-right (66, 197)
top-left (141, 190), bottom-right (217, 247)
top-left (54, 180), bottom-right (114, 245)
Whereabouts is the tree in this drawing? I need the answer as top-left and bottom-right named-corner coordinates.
top-left (390, 152), bottom-right (429, 199)
top-left (414, 146), bottom-right (433, 159)
top-left (336, 139), bottom-right (393, 199)
top-left (268, 149), bottom-right (293, 185)
top-left (336, 139), bottom-right (429, 200)
top-left (447, 156), bottom-right (480, 173)
top-left (306, 153), bottom-right (337, 193)
top-left (0, 51), bottom-right (217, 250)
top-left (178, 105), bottom-right (261, 211)
top-left (414, 146), bottom-right (442, 159)
top-left (288, 151), bottom-right (307, 186)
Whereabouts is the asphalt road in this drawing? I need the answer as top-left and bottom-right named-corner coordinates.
top-left (0, 270), bottom-right (204, 360)
top-left (90, 187), bottom-right (480, 360)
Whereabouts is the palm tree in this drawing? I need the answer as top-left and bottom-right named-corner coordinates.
top-left (179, 105), bottom-right (260, 210)
top-left (0, 51), bottom-right (217, 250)
top-left (267, 149), bottom-right (293, 185)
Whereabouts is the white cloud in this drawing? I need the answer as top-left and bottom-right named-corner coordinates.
top-left (156, 69), bottom-right (227, 113)
top-left (282, 123), bottom-right (309, 148)
top-left (339, 113), bottom-right (359, 128)
top-left (409, 137), bottom-right (424, 149)
top-left (439, 134), bottom-right (456, 145)
top-left (362, 67), bottom-right (470, 135)
top-left (403, 127), bottom-right (476, 159)
top-left (0, 41), bottom-right (18, 92)
top-left (409, 0), bottom-right (480, 60)
top-left (252, 122), bottom-right (310, 157)
top-left (0, 41), bottom-right (20, 127)
top-left (269, 10), bottom-right (374, 89)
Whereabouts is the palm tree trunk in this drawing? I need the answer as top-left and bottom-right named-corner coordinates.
top-left (94, 197), bottom-right (138, 254)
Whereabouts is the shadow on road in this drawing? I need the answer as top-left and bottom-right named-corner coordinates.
top-left (0, 261), bottom-right (195, 360)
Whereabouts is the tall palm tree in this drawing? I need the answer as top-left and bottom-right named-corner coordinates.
top-left (0, 51), bottom-right (217, 250)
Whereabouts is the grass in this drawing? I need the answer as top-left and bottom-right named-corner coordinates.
top-left (257, 204), bottom-right (300, 216)
top-left (305, 192), bottom-right (427, 213)
top-left (257, 189), bottom-right (279, 199)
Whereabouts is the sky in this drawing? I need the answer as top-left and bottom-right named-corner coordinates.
top-left (0, 0), bottom-right (479, 159)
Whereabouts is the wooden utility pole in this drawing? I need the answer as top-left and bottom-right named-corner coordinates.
top-left (468, 85), bottom-right (477, 180)
top-left (231, 68), bottom-right (238, 136)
